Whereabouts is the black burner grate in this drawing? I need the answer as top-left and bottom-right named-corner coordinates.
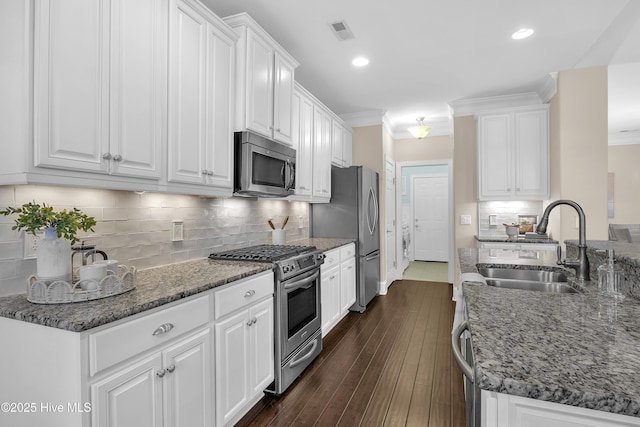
top-left (208, 244), bottom-right (317, 262)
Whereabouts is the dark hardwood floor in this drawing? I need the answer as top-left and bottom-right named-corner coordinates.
top-left (237, 279), bottom-right (466, 426)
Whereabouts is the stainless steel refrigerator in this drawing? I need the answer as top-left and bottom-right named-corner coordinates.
top-left (311, 165), bottom-right (380, 312)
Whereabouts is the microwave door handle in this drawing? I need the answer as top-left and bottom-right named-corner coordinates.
top-left (287, 161), bottom-right (295, 190)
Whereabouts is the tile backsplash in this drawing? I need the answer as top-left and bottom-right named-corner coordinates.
top-left (0, 185), bottom-right (309, 296)
top-left (477, 200), bottom-right (543, 239)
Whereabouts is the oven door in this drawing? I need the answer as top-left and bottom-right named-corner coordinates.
top-left (280, 267), bottom-right (321, 358)
top-left (236, 140), bottom-right (295, 197)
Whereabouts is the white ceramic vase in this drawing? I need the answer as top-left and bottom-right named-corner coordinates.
top-left (37, 227), bottom-right (72, 282)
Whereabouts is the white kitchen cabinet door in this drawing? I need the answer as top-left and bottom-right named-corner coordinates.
top-left (167, 0), bottom-right (235, 190)
top-left (312, 106), bottom-right (332, 200)
top-left (248, 298), bottom-right (274, 396)
top-left (477, 106), bottom-right (549, 201)
top-left (342, 128), bottom-right (353, 167)
top-left (34, 0), bottom-right (110, 174)
top-left (292, 88), bottom-right (314, 197)
top-left (92, 354), bottom-right (163, 427)
top-left (244, 28), bottom-right (275, 139)
top-left (331, 120), bottom-right (344, 166)
top-left (163, 329), bottom-right (212, 427)
top-left (273, 51), bottom-right (295, 146)
top-left (215, 309), bottom-right (250, 426)
top-left (34, 0), bottom-right (163, 179)
top-left (514, 109), bottom-right (549, 199)
top-left (341, 257), bottom-right (356, 313)
top-left (321, 265), bottom-right (341, 336)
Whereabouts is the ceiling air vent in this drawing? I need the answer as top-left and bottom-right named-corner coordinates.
top-left (329, 20), bottom-right (355, 41)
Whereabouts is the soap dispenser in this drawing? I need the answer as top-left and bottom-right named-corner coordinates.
top-left (597, 249), bottom-right (625, 300)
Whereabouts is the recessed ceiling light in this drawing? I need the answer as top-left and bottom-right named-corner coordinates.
top-left (512, 28), bottom-right (534, 40)
top-left (352, 56), bottom-right (369, 67)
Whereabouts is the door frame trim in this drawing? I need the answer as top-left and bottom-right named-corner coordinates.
top-left (395, 159), bottom-right (454, 283)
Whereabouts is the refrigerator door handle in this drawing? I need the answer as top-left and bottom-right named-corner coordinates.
top-left (364, 251), bottom-right (380, 261)
top-left (367, 186), bottom-right (379, 236)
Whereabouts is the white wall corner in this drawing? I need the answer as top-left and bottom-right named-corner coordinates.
top-left (609, 130), bottom-right (640, 146)
top-left (537, 72), bottom-right (558, 103)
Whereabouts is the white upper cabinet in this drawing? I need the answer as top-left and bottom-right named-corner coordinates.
top-left (331, 120), bottom-right (344, 166)
top-left (312, 105), bottom-right (332, 201)
top-left (167, 0), bottom-right (236, 194)
top-left (34, 0), bottom-right (164, 179)
top-left (477, 106), bottom-right (549, 200)
top-left (225, 13), bottom-right (299, 146)
top-left (292, 85), bottom-right (314, 197)
top-left (342, 127), bottom-right (353, 168)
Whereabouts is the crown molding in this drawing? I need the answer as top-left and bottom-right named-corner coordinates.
top-left (340, 110), bottom-right (386, 128)
top-left (537, 72), bottom-right (558, 103)
top-left (450, 92), bottom-right (543, 117)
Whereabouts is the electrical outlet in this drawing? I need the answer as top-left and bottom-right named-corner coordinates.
top-left (298, 216), bottom-right (303, 229)
top-left (460, 214), bottom-right (472, 225)
top-left (171, 220), bottom-right (184, 242)
top-left (24, 230), bottom-right (44, 259)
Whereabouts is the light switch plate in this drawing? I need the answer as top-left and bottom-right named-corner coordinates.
top-left (171, 220), bottom-right (184, 242)
top-left (460, 214), bottom-right (472, 225)
top-left (489, 214), bottom-right (497, 226)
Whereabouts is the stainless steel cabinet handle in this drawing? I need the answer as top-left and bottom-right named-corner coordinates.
top-left (451, 320), bottom-right (474, 382)
top-left (152, 323), bottom-right (174, 336)
top-left (112, 154), bottom-right (122, 162)
top-left (156, 369), bottom-right (166, 378)
top-left (166, 364), bottom-right (175, 373)
top-left (244, 290), bottom-right (256, 298)
top-left (102, 153), bottom-right (112, 160)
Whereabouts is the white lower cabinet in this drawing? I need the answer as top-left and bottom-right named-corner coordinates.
top-left (482, 390), bottom-right (640, 427)
top-left (476, 241), bottom-right (557, 251)
top-left (92, 328), bottom-right (212, 427)
top-left (214, 272), bottom-right (274, 427)
top-left (321, 243), bottom-right (356, 336)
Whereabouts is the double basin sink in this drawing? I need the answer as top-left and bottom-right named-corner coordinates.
top-left (477, 267), bottom-right (578, 293)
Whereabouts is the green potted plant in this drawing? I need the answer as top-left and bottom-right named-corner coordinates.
top-left (1, 202), bottom-right (97, 281)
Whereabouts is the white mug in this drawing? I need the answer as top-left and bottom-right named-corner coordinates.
top-left (79, 264), bottom-right (107, 282)
top-left (94, 259), bottom-right (119, 275)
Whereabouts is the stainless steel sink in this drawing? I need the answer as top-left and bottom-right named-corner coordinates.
top-left (477, 267), bottom-right (567, 283)
top-left (484, 278), bottom-right (578, 293)
top-left (477, 267), bottom-right (577, 293)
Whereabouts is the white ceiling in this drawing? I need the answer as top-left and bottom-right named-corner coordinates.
top-left (202, 0), bottom-right (640, 139)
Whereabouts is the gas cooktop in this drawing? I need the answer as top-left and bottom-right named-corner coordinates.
top-left (208, 244), bottom-right (317, 263)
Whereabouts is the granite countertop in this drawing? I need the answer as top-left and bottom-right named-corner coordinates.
top-left (458, 247), bottom-right (640, 418)
top-left (290, 237), bottom-right (355, 252)
top-left (475, 235), bottom-right (559, 244)
top-left (0, 259), bottom-right (272, 333)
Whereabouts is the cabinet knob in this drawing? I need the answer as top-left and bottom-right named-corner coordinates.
top-left (244, 289), bottom-right (256, 298)
top-left (246, 317), bottom-right (257, 326)
top-left (112, 154), bottom-right (122, 162)
top-left (202, 169), bottom-right (209, 175)
top-left (166, 364), bottom-right (176, 373)
top-left (102, 153), bottom-right (112, 160)
top-left (152, 323), bottom-right (174, 336)
top-left (156, 369), bottom-right (166, 378)
top-left (276, 128), bottom-right (281, 132)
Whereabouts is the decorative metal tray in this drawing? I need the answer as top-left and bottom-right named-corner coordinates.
top-left (27, 265), bottom-right (136, 304)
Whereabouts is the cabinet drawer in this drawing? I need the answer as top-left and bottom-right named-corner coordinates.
top-left (214, 271), bottom-right (273, 320)
top-left (89, 295), bottom-right (211, 375)
top-left (340, 243), bottom-right (355, 261)
top-left (322, 248), bottom-right (340, 271)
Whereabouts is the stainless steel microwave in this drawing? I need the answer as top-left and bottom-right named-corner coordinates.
top-left (234, 131), bottom-right (296, 197)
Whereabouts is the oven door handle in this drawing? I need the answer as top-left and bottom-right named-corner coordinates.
top-left (452, 320), bottom-right (474, 383)
top-left (288, 338), bottom-right (319, 368)
top-left (283, 270), bottom-right (319, 290)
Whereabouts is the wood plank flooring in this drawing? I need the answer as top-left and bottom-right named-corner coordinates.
top-left (237, 279), bottom-right (466, 426)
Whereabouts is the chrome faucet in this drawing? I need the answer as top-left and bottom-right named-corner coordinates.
top-left (536, 199), bottom-right (590, 281)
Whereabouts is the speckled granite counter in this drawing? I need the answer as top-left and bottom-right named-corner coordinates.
top-left (475, 235), bottom-right (559, 244)
top-left (0, 259), bottom-right (272, 332)
top-left (458, 246), bottom-right (640, 418)
top-left (290, 237), bottom-right (355, 252)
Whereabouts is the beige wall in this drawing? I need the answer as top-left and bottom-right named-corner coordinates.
top-left (453, 116), bottom-right (478, 250)
top-left (609, 144), bottom-right (640, 223)
top-left (548, 66), bottom-right (609, 244)
top-left (393, 135), bottom-right (454, 161)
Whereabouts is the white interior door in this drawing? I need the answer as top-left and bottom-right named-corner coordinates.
top-left (385, 158), bottom-right (396, 286)
top-left (413, 175), bottom-right (449, 262)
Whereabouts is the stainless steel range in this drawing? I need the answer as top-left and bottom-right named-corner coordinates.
top-left (209, 244), bottom-right (324, 395)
